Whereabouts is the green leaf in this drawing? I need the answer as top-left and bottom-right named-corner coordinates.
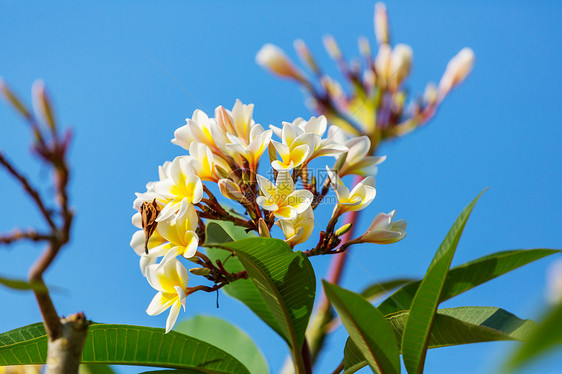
top-left (378, 249), bottom-right (560, 315)
top-left (0, 275), bottom-right (48, 292)
top-left (344, 306), bottom-right (536, 372)
top-left (208, 237), bottom-right (316, 372)
top-left (0, 323), bottom-right (250, 373)
top-left (401, 190), bottom-right (485, 374)
top-left (209, 238), bottom-right (316, 346)
top-left (175, 315), bottom-right (269, 374)
top-left (323, 281), bottom-right (400, 374)
top-left (360, 278), bottom-right (416, 301)
top-left (205, 222), bottom-right (282, 341)
top-left (504, 301), bottom-right (562, 372)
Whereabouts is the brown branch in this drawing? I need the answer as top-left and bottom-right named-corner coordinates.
top-left (0, 229), bottom-right (53, 244)
top-left (0, 153), bottom-right (56, 229)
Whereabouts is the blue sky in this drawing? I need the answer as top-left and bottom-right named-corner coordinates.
top-left (0, 1), bottom-right (561, 373)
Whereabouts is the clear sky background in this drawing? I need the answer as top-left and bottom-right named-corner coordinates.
top-left (1, 1), bottom-right (561, 373)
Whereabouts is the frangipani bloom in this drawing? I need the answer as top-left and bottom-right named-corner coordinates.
top-left (256, 171), bottom-right (313, 220)
top-left (225, 124), bottom-right (272, 170)
top-left (187, 142), bottom-right (231, 182)
top-left (155, 202), bottom-right (199, 264)
top-left (146, 258), bottom-right (188, 333)
top-left (172, 109), bottom-right (229, 154)
top-left (275, 207), bottom-right (314, 247)
top-left (130, 201), bottom-right (199, 275)
top-left (154, 156), bottom-right (203, 222)
top-left (357, 210), bottom-right (406, 244)
top-left (271, 116), bottom-right (347, 170)
top-left (336, 134), bottom-right (386, 177)
top-left (327, 167), bottom-right (376, 214)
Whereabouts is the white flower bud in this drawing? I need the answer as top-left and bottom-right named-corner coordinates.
top-left (323, 35), bottom-right (342, 61)
top-left (389, 44), bottom-right (413, 91)
top-left (256, 44), bottom-right (305, 81)
top-left (438, 47), bottom-right (475, 99)
top-left (374, 2), bottom-right (389, 45)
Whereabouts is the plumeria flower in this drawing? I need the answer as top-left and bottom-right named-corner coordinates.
top-left (172, 109), bottom-right (229, 154)
top-left (326, 166), bottom-right (377, 214)
top-left (271, 116), bottom-right (347, 170)
top-left (337, 135), bottom-right (386, 177)
top-left (187, 142), bottom-right (231, 182)
top-left (145, 258), bottom-right (189, 333)
top-left (154, 156), bottom-right (203, 222)
top-left (131, 201), bottom-right (199, 275)
top-left (155, 201), bottom-right (200, 265)
top-left (215, 100), bottom-right (255, 144)
top-left (275, 207), bottom-right (315, 247)
top-left (356, 210), bottom-right (406, 244)
top-left (256, 170), bottom-right (313, 220)
top-left (225, 124), bottom-right (272, 170)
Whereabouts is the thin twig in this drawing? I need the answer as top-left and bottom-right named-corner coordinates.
top-left (0, 153), bottom-right (56, 229)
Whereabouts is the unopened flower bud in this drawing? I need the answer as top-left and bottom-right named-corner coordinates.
top-left (438, 47), bottom-right (474, 99)
top-left (294, 39), bottom-right (320, 74)
top-left (358, 36), bottom-right (372, 58)
top-left (189, 267), bottom-right (211, 276)
top-left (32, 80), bottom-right (56, 131)
top-left (215, 106), bottom-right (235, 134)
top-left (334, 223), bottom-right (353, 237)
top-left (423, 82), bottom-right (438, 106)
top-left (256, 44), bottom-right (305, 81)
top-left (218, 179), bottom-right (247, 202)
top-left (375, 44), bottom-right (391, 89)
top-left (0, 78), bottom-right (32, 120)
top-left (374, 2), bottom-right (390, 45)
top-left (258, 218), bottom-right (271, 238)
top-left (389, 44), bottom-right (413, 91)
top-left (323, 35), bottom-right (342, 61)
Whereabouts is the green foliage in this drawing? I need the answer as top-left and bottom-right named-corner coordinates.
top-left (0, 323), bottom-right (250, 373)
top-left (324, 281), bottom-right (400, 374)
top-left (344, 306), bottom-right (537, 373)
top-left (0, 275), bottom-right (48, 292)
top-left (360, 278), bottom-right (416, 302)
top-left (401, 190), bottom-right (485, 374)
top-left (205, 222), bottom-right (316, 347)
top-left (378, 249), bottom-right (560, 315)
top-left (504, 301), bottom-right (562, 372)
top-left (175, 315), bottom-right (269, 374)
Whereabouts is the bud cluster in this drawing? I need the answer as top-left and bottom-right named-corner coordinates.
top-left (256, 2), bottom-right (474, 149)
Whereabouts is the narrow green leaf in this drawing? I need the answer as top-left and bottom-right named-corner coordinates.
top-left (344, 306), bottom-right (536, 372)
top-left (360, 278), bottom-right (416, 301)
top-left (0, 323), bottom-right (250, 373)
top-left (378, 248), bottom-right (560, 315)
top-left (323, 281), bottom-right (400, 374)
top-left (0, 275), bottom-right (48, 292)
top-left (210, 238), bottom-right (316, 353)
top-left (504, 301), bottom-right (562, 372)
top-left (402, 190), bottom-right (485, 374)
top-left (205, 222), bottom-right (283, 340)
top-left (175, 315), bottom-right (269, 374)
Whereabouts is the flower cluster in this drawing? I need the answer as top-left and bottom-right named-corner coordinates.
top-left (256, 2), bottom-right (474, 149)
top-left (130, 100), bottom-right (406, 332)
